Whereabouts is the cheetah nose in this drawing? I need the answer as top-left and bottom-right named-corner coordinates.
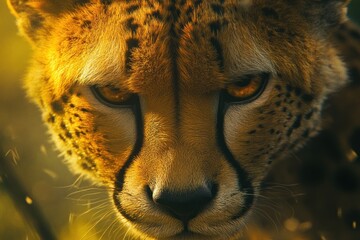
top-left (150, 184), bottom-right (217, 223)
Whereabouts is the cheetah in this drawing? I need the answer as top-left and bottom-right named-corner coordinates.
top-left (7, 0), bottom-right (360, 239)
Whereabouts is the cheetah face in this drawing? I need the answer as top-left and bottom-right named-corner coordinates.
top-left (8, 0), bottom-right (349, 239)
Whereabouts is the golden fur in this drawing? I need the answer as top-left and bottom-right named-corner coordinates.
top-left (8, 0), bottom-right (358, 239)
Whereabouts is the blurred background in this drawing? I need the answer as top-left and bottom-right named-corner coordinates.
top-left (0, 1), bottom-right (360, 240)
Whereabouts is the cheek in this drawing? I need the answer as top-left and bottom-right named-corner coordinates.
top-left (81, 86), bottom-right (138, 156)
top-left (94, 109), bottom-right (137, 154)
top-left (222, 102), bottom-right (289, 180)
top-left (49, 86), bottom-right (139, 182)
top-left (88, 107), bottom-right (138, 181)
top-left (223, 105), bottom-right (275, 160)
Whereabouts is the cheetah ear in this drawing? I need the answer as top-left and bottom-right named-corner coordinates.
top-left (7, 0), bottom-right (86, 43)
top-left (302, 0), bottom-right (350, 28)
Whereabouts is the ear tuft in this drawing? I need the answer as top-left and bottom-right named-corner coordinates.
top-left (7, 0), bottom-right (82, 43)
top-left (8, 0), bottom-right (75, 16)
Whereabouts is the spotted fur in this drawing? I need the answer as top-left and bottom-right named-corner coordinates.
top-left (7, 0), bottom-right (359, 239)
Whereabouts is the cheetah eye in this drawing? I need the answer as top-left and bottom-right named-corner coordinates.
top-left (91, 85), bottom-right (136, 107)
top-left (224, 72), bottom-right (270, 103)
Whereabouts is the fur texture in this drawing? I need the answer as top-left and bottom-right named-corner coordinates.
top-left (8, 0), bottom-right (358, 239)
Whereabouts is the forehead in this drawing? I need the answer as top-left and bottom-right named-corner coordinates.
top-left (46, 0), bottom-right (316, 94)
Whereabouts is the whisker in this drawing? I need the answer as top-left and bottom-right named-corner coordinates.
top-left (80, 211), bottom-right (114, 240)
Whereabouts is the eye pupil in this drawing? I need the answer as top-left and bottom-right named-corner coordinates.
top-left (234, 78), bottom-right (251, 87)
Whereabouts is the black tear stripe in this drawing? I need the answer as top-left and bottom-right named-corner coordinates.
top-left (210, 37), bottom-right (225, 72)
top-left (101, 0), bottom-right (112, 5)
top-left (168, 0), bottom-right (181, 126)
top-left (217, 94), bottom-right (254, 219)
top-left (113, 96), bottom-right (144, 222)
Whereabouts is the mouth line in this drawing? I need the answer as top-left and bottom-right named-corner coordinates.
top-left (174, 230), bottom-right (204, 238)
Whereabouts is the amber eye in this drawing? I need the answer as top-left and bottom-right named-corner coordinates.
top-left (91, 85), bottom-right (135, 107)
top-left (224, 72), bottom-right (270, 103)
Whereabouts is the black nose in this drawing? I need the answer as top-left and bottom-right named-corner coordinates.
top-left (151, 184), bottom-right (217, 222)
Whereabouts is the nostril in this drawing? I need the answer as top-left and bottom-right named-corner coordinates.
top-left (151, 183), bottom-right (217, 222)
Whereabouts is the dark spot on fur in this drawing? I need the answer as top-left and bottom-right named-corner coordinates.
top-left (262, 7), bottom-right (279, 19)
top-left (69, 86), bottom-right (75, 93)
top-left (51, 101), bottom-right (64, 114)
top-left (209, 21), bottom-right (222, 34)
top-left (248, 130), bottom-right (257, 135)
top-left (211, 4), bottom-right (224, 15)
top-left (302, 129), bottom-right (310, 138)
top-left (65, 131), bottom-right (72, 139)
top-left (286, 85), bottom-right (293, 92)
top-left (29, 14), bottom-right (44, 32)
top-left (126, 18), bottom-right (139, 33)
top-left (75, 0), bottom-right (90, 5)
top-left (167, 5), bottom-right (180, 22)
top-left (125, 38), bottom-right (140, 72)
top-left (126, 5), bottom-right (140, 13)
top-left (70, 104), bottom-right (75, 108)
top-left (81, 20), bottom-right (92, 29)
top-left (47, 114), bottom-right (55, 123)
top-left (302, 94), bottom-right (314, 103)
top-left (80, 108), bottom-right (90, 113)
top-left (59, 134), bottom-right (66, 142)
top-left (150, 10), bottom-right (162, 20)
top-left (305, 110), bottom-right (314, 120)
top-left (101, 0), bottom-right (112, 5)
top-left (186, 6), bottom-right (194, 16)
top-left (80, 158), bottom-right (97, 171)
top-left (67, 150), bottom-right (73, 155)
top-left (275, 85), bottom-right (282, 91)
top-left (275, 101), bottom-right (281, 106)
top-left (194, 0), bottom-right (203, 7)
top-left (292, 115), bottom-right (302, 129)
top-left (287, 114), bottom-right (302, 136)
top-left (60, 122), bottom-right (66, 130)
top-left (75, 131), bottom-right (81, 137)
